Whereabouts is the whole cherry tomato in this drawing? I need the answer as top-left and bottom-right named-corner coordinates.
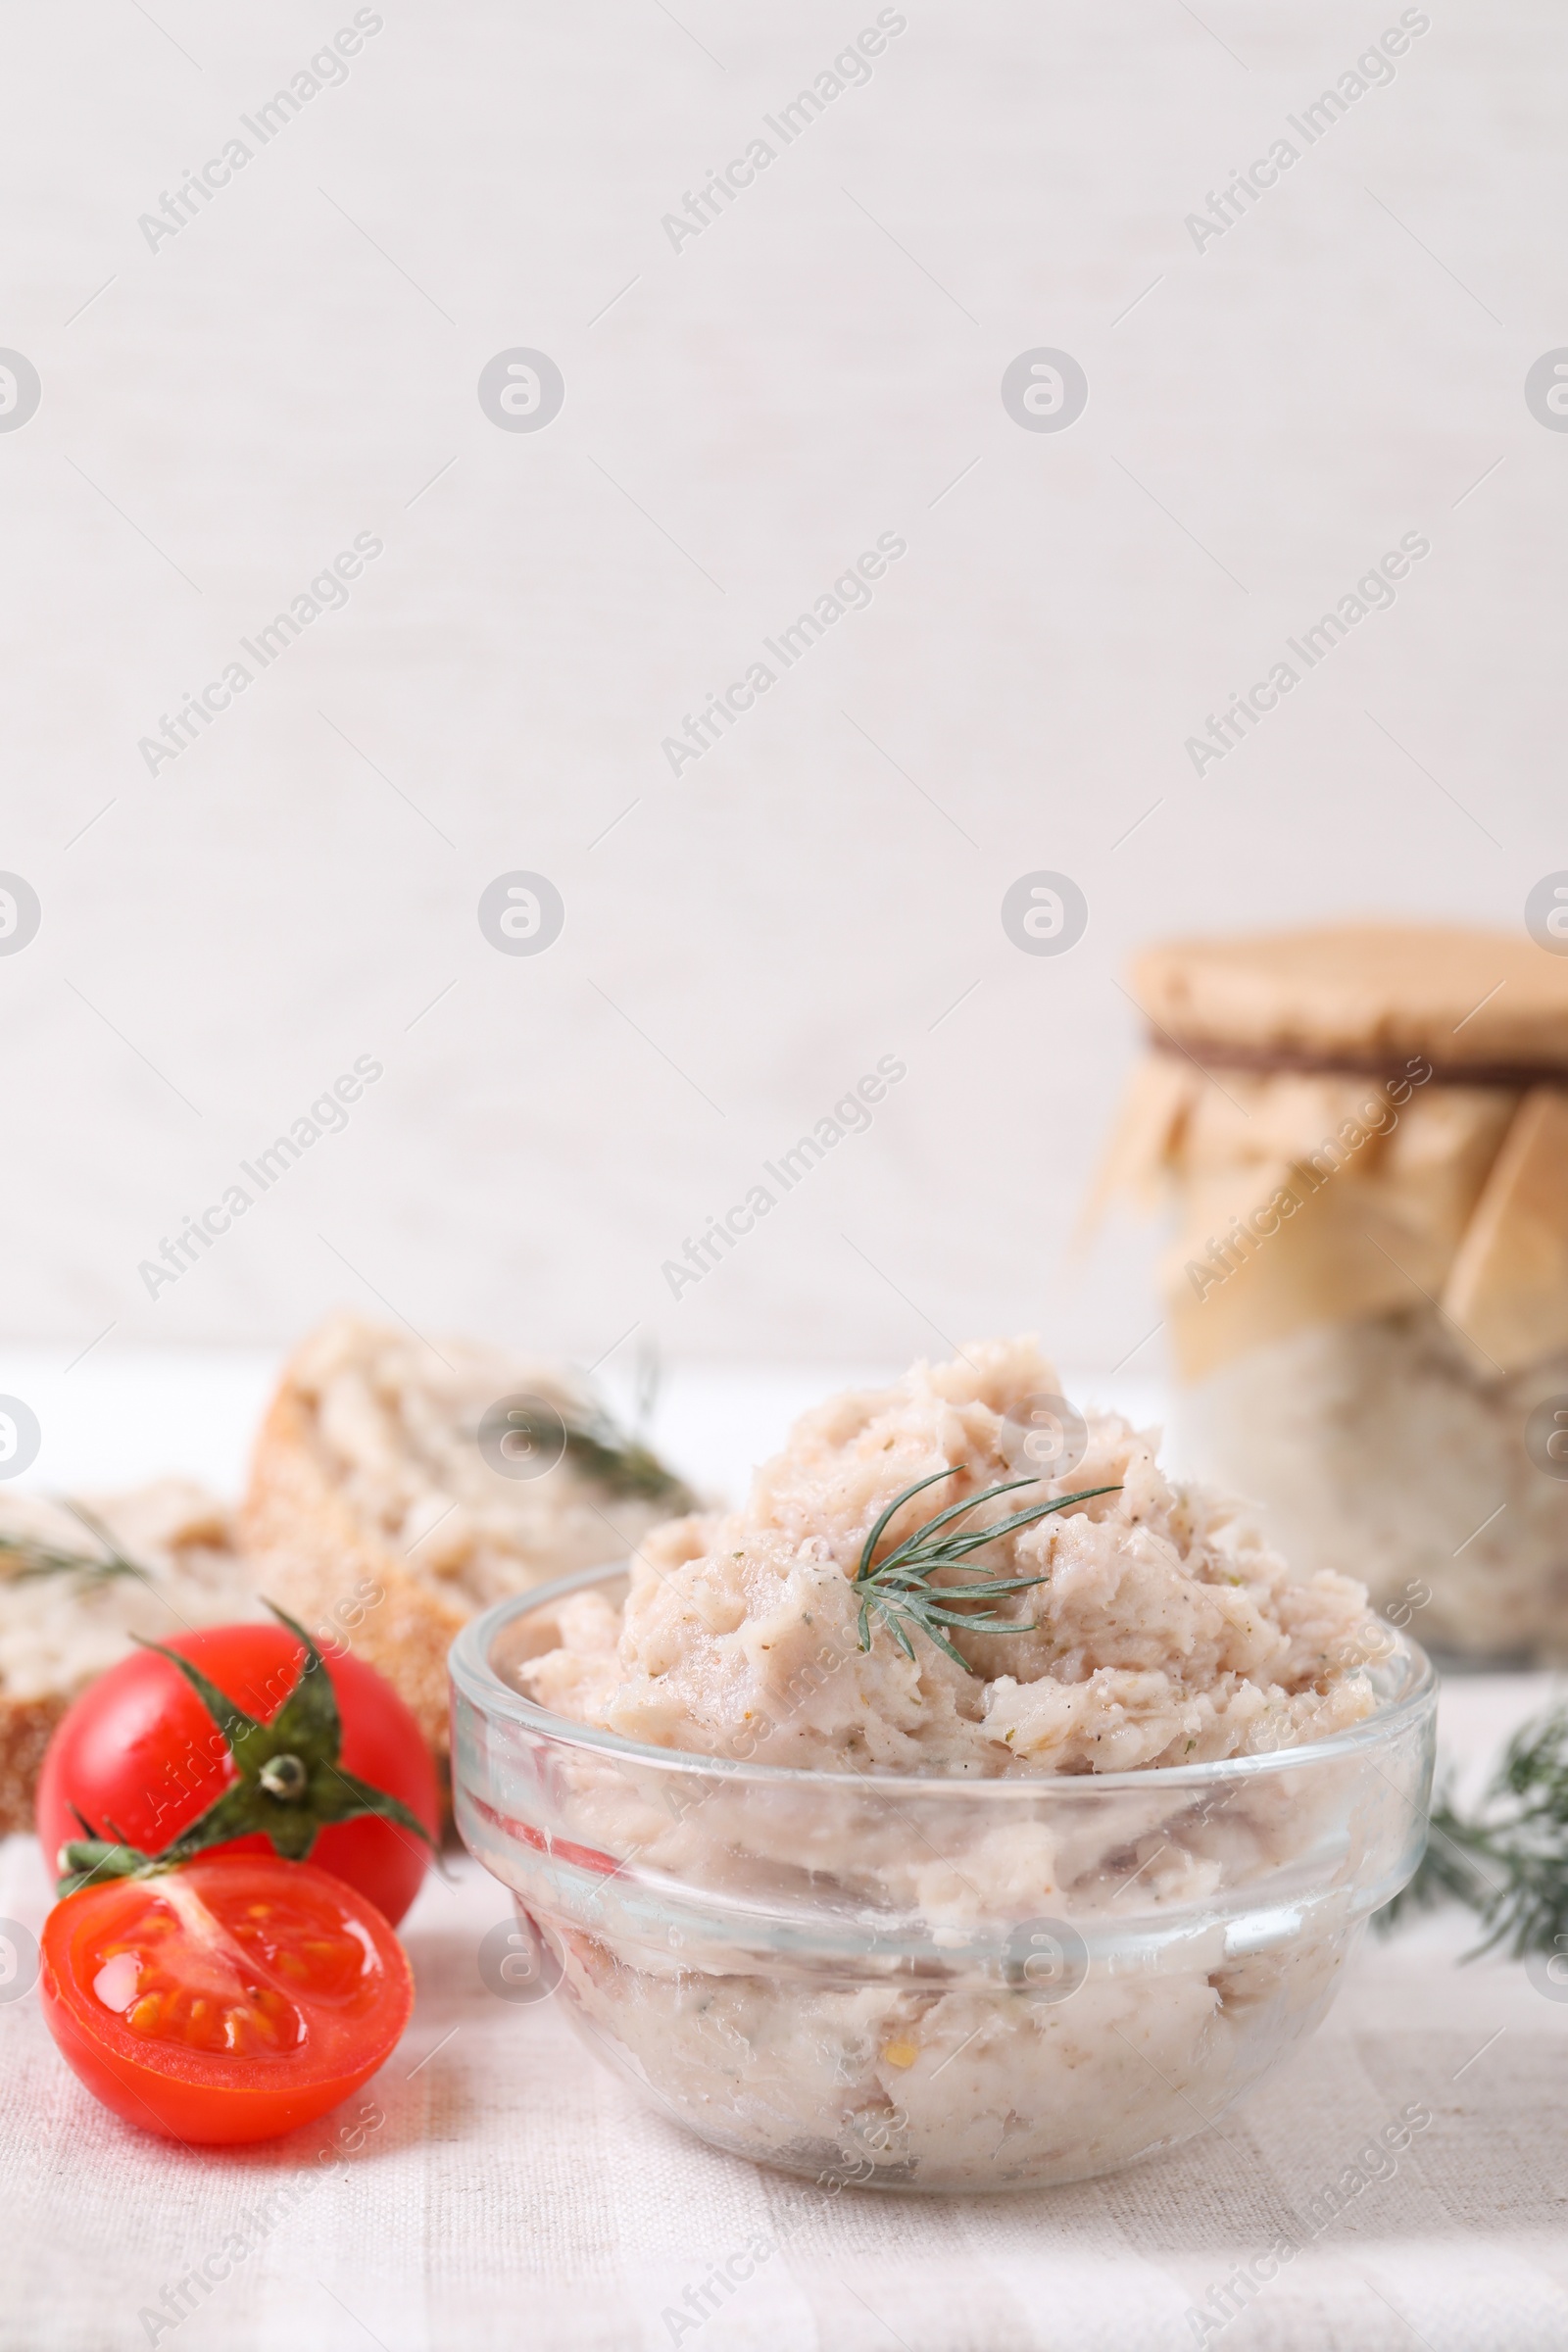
top-left (36, 1617), bottom-right (438, 1928)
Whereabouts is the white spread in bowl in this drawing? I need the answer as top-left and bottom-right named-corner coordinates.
top-left (451, 1342), bottom-right (1432, 2193)
top-left (521, 1337), bottom-right (1381, 1775)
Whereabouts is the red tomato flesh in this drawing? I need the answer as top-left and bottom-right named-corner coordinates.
top-left (36, 1624), bottom-right (439, 1927)
top-left (41, 1856), bottom-right (413, 2143)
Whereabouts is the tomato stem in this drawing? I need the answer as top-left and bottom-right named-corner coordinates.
top-left (258, 1754), bottom-right (309, 1801)
top-left (54, 1600), bottom-right (433, 1899)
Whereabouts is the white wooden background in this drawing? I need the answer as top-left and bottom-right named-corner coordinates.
top-left (0, 0), bottom-right (1560, 1387)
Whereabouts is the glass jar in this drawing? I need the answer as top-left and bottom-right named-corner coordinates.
top-left (1174, 1307), bottom-right (1568, 1661)
top-left (1098, 924), bottom-right (1568, 1661)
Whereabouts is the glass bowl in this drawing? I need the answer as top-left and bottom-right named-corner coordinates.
top-left (450, 1565), bottom-right (1436, 2194)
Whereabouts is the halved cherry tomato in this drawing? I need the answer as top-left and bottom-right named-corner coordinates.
top-left (40, 1855), bottom-right (413, 2143)
top-left (36, 1623), bottom-right (439, 1927)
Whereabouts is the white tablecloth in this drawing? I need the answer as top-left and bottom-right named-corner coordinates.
top-left (2, 1669), bottom-right (1565, 2352)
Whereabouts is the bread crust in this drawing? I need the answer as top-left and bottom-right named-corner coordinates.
top-left (240, 1378), bottom-right (463, 1755)
top-left (0, 1691), bottom-right (69, 1838)
top-left (239, 1316), bottom-right (695, 1765)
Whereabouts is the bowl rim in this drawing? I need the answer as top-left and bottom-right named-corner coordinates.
top-left (448, 1561), bottom-right (1439, 1797)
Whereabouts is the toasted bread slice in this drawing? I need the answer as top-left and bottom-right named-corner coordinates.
top-left (0, 1480), bottom-right (257, 1835)
top-left (238, 1313), bottom-right (692, 1756)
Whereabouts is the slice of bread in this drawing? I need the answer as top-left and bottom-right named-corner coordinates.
top-left (238, 1313), bottom-right (693, 1757)
top-left (0, 1480), bottom-right (258, 1835)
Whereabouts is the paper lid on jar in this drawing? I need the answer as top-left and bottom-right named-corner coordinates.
top-left (1131, 924), bottom-right (1568, 1081)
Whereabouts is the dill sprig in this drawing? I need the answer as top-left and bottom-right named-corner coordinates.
top-left (561, 1345), bottom-right (693, 1508)
top-left (473, 1380), bottom-right (695, 1512)
top-left (1379, 1702), bottom-right (1568, 1959)
top-left (0, 1501), bottom-right (147, 1588)
top-left (561, 1408), bottom-right (695, 1510)
top-left (853, 1466), bottom-right (1121, 1674)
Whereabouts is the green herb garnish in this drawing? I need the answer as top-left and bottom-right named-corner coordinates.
top-left (0, 1501), bottom-right (147, 1587)
top-left (852, 1468), bottom-right (1121, 1674)
top-left (560, 1407), bottom-right (695, 1509)
top-left (472, 1369), bottom-right (695, 1512)
top-left (568, 1345), bottom-right (694, 1507)
top-left (1380, 1702), bottom-right (1568, 1958)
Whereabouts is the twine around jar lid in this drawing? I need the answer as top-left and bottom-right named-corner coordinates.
top-left (1131, 924), bottom-right (1568, 1086)
top-left (1090, 923), bottom-right (1568, 1380)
